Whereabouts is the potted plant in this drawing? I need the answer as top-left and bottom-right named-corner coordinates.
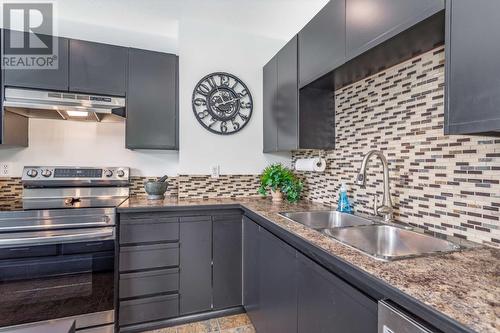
top-left (258, 163), bottom-right (303, 203)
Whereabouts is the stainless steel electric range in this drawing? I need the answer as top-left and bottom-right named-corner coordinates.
top-left (0, 166), bottom-right (130, 333)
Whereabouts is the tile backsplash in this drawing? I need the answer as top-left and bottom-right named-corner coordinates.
top-left (0, 177), bottom-right (22, 201)
top-left (177, 175), bottom-right (261, 199)
top-left (293, 45), bottom-right (500, 247)
top-left (0, 174), bottom-right (260, 202)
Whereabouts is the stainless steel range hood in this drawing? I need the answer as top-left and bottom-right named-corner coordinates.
top-left (3, 88), bottom-right (126, 122)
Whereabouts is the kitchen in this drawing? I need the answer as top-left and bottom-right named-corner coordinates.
top-left (0, 1), bottom-right (498, 333)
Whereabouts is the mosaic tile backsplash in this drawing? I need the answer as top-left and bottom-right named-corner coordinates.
top-left (0, 177), bottom-right (22, 200)
top-left (0, 174), bottom-right (260, 201)
top-left (293, 46), bottom-right (500, 247)
top-left (177, 174), bottom-right (261, 199)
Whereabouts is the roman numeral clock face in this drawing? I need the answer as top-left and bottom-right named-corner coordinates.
top-left (192, 72), bottom-right (253, 135)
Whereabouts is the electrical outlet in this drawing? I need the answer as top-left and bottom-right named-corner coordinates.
top-left (210, 165), bottom-right (220, 178)
top-left (0, 163), bottom-right (11, 177)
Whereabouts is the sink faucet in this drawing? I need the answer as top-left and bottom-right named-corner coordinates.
top-left (355, 150), bottom-right (393, 222)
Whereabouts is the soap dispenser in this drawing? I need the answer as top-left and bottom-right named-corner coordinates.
top-left (337, 183), bottom-right (353, 213)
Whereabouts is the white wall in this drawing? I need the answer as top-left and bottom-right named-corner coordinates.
top-left (177, 18), bottom-right (290, 174)
top-left (0, 119), bottom-right (179, 177)
top-left (0, 0), bottom-right (328, 177)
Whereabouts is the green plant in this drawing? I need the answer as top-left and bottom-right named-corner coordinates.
top-left (258, 163), bottom-right (303, 203)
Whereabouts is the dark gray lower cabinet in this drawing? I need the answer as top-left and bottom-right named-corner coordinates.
top-left (118, 211), bottom-right (243, 330)
top-left (243, 217), bottom-right (297, 333)
top-left (243, 216), bottom-right (378, 333)
top-left (259, 228), bottom-right (298, 333)
top-left (179, 216), bottom-right (213, 315)
top-left (297, 253), bottom-right (377, 333)
top-left (243, 217), bottom-right (261, 327)
top-left (119, 294), bottom-right (179, 326)
top-left (213, 215), bottom-right (242, 310)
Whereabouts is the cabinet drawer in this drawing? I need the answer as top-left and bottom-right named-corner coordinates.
top-left (119, 294), bottom-right (179, 326)
top-left (120, 268), bottom-right (179, 299)
top-left (119, 243), bottom-right (179, 272)
top-left (120, 217), bottom-right (179, 244)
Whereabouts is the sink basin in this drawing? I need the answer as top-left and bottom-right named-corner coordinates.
top-left (324, 225), bottom-right (461, 261)
top-left (279, 211), bottom-right (375, 230)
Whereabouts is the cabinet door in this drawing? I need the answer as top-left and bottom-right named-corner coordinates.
top-left (263, 57), bottom-right (278, 153)
top-left (69, 39), bottom-right (127, 96)
top-left (445, 0), bottom-right (500, 134)
top-left (346, 0), bottom-right (444, 59)
top-left (298, 0), bottom-right (346, 88)
top-left (3, 31), bottom-right (69, 91)
top-left (259, 228), bottom-right (298, 333)
top-left (213, 214), bottom-right (242, 310)
top-left (243, 217), bottom-right (262, 331)
top-left (276, 36), bottom-right (299, 151)
top-left (297, 253), bottom-right (377, 333)
top-left (179, 216), bottom-right (212, 315)
top-left (126, 49), bottom-right (178, 149)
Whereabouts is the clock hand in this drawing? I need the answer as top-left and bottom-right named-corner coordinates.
top-left (215, 97), bottom-right (241, 107)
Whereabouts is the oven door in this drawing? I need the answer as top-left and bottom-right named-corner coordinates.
top-left (0, 227), bottom-right (115, 329)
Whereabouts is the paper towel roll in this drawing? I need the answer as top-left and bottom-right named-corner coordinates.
top-left (295, 158), bottom-right (326, 172)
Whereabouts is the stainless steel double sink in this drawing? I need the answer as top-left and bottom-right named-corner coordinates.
top-left (279, 211), bottom-right (461, 261)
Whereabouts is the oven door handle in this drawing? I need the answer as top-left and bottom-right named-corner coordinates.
top-left (0, 228), bottom-right (115, 248)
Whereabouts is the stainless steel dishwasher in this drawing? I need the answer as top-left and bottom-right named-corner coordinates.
top-left (378, 301), bottom-right (435, 333)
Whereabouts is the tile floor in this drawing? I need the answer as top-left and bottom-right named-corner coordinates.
top-left (143, 313), bottom-right (255, 333)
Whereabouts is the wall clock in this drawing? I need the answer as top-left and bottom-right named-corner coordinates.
top-left (192, 72), bottom-right (253, 135)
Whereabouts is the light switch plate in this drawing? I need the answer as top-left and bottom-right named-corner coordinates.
top-left (210, 165), bottom-right (220, 178)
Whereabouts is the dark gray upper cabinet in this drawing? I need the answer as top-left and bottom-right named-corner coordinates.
top-left (126, 49), bottom-right (178, 150)
top-left (69, 39), bottom-right (127, 96)
top-left (276, 36), bottom-right (299, 151)
top-left (263, 36), bottom-right (299, 152)
top-left (298, 0), bottom-right (346, 88)
top-left (0, 29), bottom-right (28, 147)
top-left (297, 253), bottom-right (377, 333)
top-left (3, 31), bottom-right (69, 91)
top-left (212, 215), bottom-right (242, 310)
top-left (346, 0), bottom-right (444, 59)
top-left (179, 216), bottom-right (212, 315)
top-left (263, 35), bottom-right (335, 152)
top-left (445, 0), bottom-right (500, 134)
top-left (263, 57), bottom-right (278, 153)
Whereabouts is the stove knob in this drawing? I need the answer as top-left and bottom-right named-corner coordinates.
top-left (41, 169), bottom-right (52, 177)
top-left (116, 169), bottom-right (125, 178)
top-left (27, 169), bottom-right (38, 177)
top-left (104, 170), bottom-right (113, 177)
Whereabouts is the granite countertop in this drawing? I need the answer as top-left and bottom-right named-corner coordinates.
top-left (119, 196), bottom-right (500, 333)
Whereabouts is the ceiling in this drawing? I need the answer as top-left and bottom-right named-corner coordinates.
top-left (0, 0), bottom-right (328, 53)
top-left (11, 0), bottom-right (328, 40)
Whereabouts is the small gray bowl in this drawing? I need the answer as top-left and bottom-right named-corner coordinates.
top-left (144, 180), bottom-right (168, 200)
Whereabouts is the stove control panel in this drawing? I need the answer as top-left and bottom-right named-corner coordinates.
top-left (22, 166), bottom-right (130, 183)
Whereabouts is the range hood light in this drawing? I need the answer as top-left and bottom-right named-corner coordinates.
top-left (66, 110), bottom-right (89, 117)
